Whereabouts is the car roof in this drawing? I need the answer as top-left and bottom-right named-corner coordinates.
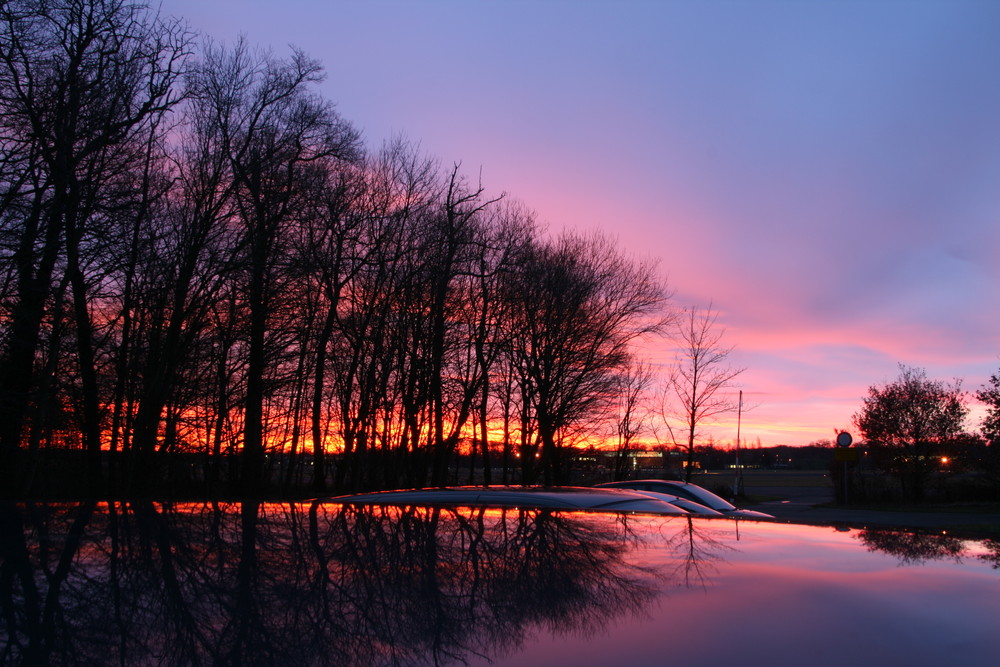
top-left (625, 489), bottom-right (725, 516)
top-left (331, 485), bottom-right (690, 515)
top-left (595, 480), bottom-right (774, 518)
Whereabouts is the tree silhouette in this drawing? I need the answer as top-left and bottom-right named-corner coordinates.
top-left (506, 232), bottom-right (668, 485)
top-left (612, 359), bottom-right (655, 481)
top-left (0, 0), bottom-right (189, 494)
top-left (660, 304), bottom-right (745, 482)
top-left (854, 365), bottom-right (967, 502)
top-left (976, 369), bottom-right (1000, 446)
top-left (190, 39), bottom-right (361, 495)
top-left (0, 2), bottom-right (678, 498)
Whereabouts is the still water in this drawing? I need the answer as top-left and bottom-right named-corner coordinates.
top-left (1, 502), bottom-right (997, 666)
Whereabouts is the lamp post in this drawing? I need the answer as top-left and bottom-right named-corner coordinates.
top-left (733, 390), bottom-right (743, 499)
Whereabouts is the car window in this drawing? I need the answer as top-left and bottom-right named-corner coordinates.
top-left (669, 487), bottom-right (698, 502)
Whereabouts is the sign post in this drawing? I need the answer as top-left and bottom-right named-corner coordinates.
top-left (836, 431), bottom-right (853, 504)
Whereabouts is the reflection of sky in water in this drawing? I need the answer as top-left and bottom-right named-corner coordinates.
top-left (493, 519), bottom-right (1000, 667)
top-left (4, 504), bottom-right (997, 666)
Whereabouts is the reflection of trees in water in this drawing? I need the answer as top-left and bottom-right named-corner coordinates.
top-left (0, 502), bottom-right (96, 664)
top-left (978, 539), bottom-right (1000, 569)
top-left (304, 505), bottom-right (661, 665)
top-left (856, 528), bottom-right (966, 566)
top-left (662, 516), bottom-right (735, 589)
top-left (855, 526), bottom-right (1000, 571)
top-left (1, 502), bottom-right (686, 665)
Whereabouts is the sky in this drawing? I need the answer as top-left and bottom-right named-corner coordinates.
top-left (159, 0), bottom-right (1000, 447)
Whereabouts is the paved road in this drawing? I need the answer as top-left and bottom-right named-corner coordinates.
top-left (741, 483), bottom-right (1000, 534)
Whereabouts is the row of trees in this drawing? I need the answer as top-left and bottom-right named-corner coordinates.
top-left (0, 0), bottom-right (677, 497)
top-left (12, 4), bottom-right (997, 505)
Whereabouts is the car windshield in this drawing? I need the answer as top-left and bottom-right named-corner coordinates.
top-left (601, 480), bottom-right (740, 512)
top-left (669, 483), bottom-right (738, 511)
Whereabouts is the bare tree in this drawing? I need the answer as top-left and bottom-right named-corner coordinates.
top-left (192, 39), bottom-right (361, 495)
top-left (421, 165), bottom-right (504, 487)
top-left (322, 140), bottom-right (441, 491)
top-left (612, 359), bottom-right (655, 481)
top-left (506, 232), bottom-right (669, 486)
top-left (660, 304), bottom-right (745, 482)
top-left (464, 199), bottom-right (532, 485)
top-left (295, 159), bottom-right (369, 491)
top-left (0, 0), bottom-right (190, 492)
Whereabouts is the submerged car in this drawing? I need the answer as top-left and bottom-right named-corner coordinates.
top-left (332, 485), bottom-right (691, 515)
top-left (595, 480), bottom-right (774, 519)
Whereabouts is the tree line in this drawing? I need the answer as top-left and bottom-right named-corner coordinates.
top-left (0, 0), bottom-right (670, 497)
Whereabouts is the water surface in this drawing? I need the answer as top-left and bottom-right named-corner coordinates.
top-left (1, 502), bottom-right (996, 665)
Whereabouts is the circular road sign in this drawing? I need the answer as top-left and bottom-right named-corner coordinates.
top-left (836, 431), bottom-right (853, 448)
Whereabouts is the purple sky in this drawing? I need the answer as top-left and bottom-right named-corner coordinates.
top-left (161, 0), bottom-right (1000, 446)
